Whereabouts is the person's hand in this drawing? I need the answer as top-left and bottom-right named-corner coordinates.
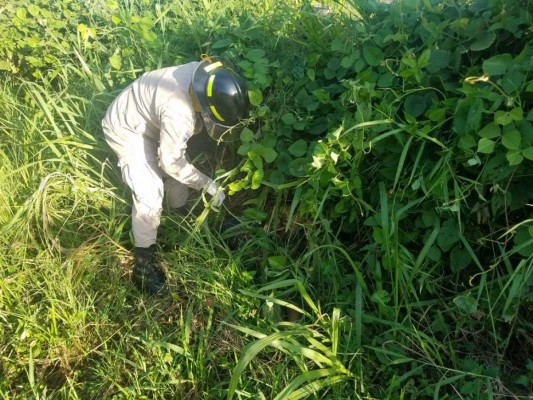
top-left (213, 190), bottom-right (226, 207)
top-left (207, 182), bottom-right (226, 207)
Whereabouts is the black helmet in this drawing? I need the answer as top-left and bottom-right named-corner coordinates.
top-left (192, 55), bottom-right (250, 142)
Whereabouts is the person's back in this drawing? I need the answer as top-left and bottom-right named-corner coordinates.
top-left (103, 62), bottom-right (200, 141)
top-left (101, 56), bottom-right (250, 295)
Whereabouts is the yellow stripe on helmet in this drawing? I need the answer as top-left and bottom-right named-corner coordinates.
top-left (204, 61), bottom-right (223, 73)
top-left (210, 105), bottom-right (225, 122)
top-left (207, 75), bottom-right (216, 97)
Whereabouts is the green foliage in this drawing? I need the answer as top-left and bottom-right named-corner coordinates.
top-left (1, 0), bottom-right (532, 399)
top-left (212, 0), bottom-right (533, 397)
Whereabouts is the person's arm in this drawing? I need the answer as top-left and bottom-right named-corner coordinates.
top-left (158, 109), bottom-right (210, 189)
top-left (158, 108), bottom-right (225, 205)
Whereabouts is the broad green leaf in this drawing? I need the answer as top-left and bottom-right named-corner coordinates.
top-left (109, 53), bottom-right (122, 70)
top-left (312, 89), bottom-right (329, 104)
top-left (243, 208), bottom-right (268, 221)
top-left (237, 143), bottom-right (252, 156)
top-left (327, 58), bottom-right (340, 72)
top-left (427, 246), bottom-right (442, 262)
top-left (512, 227), bottom-right (533, 257)
top-left (281, 112), bottom-right (296, 125)
top-left (255, 72), bottom-right (270, 86)
top-left (240, 127), bottom-right (254, 143)
top-left (240, 159), bottom-right (254, 173)
top-left (404, 94), bottom-right (427, 118)
top-left (16, 7), bottom-right (27, 20)
top-left (341, 53), bottom-right (358, 68)
top-left (466, 97), bottom-right (483, 132)
top-left (482, 54), bottom-right (513, 76)
top-left (522, 146), bottom-right (533, 160)
top-left (212, 38), bottom-right (232, 49)
top-left (495, 107), bottom-right (523, 125)
top-left (248, 151), bottom-right (263, 169)
top-left (458, 135), bottom-right (476, 150)
top-left (437, 219), bottom-right (460, 251)
top-left (481, 154), bottom-right (514, 182)
top-left (363, 46), bottom-right (383, 66)
top-left (248, 89), bottom-right (263, 106)
top-left (469, 0), bottom-right (489, 12)
top-left (478, 122), bottom-right (501, 139)
top-left (288, 139), bottom-right (307, 157)
top-left (267, 256), bottom-right (287, 269)
top-left (354, 58), bottom-right (366, 72)
top-left (376, 72), bottom-right (394, 88)
top-left (246, 49), bottom-right (266, 61)
top-left (262, 148), bottom-right (278, 163)
top-left (467, 155), bottom-right (481, 166)
top-left (453, 294), bottom-right (478, 314)
top-left (251, 169), bottom-right (264, 189)
top-left (329, 150), bottom-right (339, 164)
top-left (370, 290), bottom-right (391, 305)
top-left (228, 180), bottom-right (247, 193)
top-left (506, 150), bottom-right (523, 166)
top-left (267, 170), bottom-right (285, 185)
top-left (477, 138), bottom-right (495, 154)
top-left (288, 158), bottom-right (308, 177)
top-left (428, 108), bottom-right (446, 122)
top-left (27, 4), bottom-right (40, 16)
top-left (495, 111), bottom-right (513, 126)
top-left (141, 30), bottom-right (158, 43)
top-left (502, 70), bottom-right (526, 94)
top-left (450, 18), bottom-right (469, 33)
top-left (418, 49), bottom-right (431, 68)
top-left (454, 97), bottom-right (481, 134)
top-left (427, 49), bottom-right (450, 73)
top-left (501, 129), bottom-right (521, 150)
top-left (257, 105), bottom-right (269, 117)
top-left (330, 37), bottom-right (344, 52)
top-left (293, 120), bottom-right (306, 131)
top-left (238, 60), bottom-right (253, 71)
top-left (137, 16), bottom-right (154, 30)
top-left (470, 32), bottom-right (496, 51)
top-left (26, 37), bottom-right (39, 48)
top-left (450, 246), bottom-right (472, 272)
top-left (510, 107), bottom-right (523, 121)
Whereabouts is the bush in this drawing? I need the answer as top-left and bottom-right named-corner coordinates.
top-left (1, 0), bottom-right (532, 398)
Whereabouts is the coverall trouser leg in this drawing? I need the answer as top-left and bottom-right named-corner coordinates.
top-left (102, 127), bottom-right (188, 248)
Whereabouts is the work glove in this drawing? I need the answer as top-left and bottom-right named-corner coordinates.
top-left (207, 182), bottom-right (226, 207)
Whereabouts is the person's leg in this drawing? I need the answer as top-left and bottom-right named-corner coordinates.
top-left (103, 126), bottom-right (167, 294)
top-left (122, 160), bottom-right (168, 294)
top-left (122, 160), bottom-right (164, 247)
top-left (164, 176), bottom-right (189, 210)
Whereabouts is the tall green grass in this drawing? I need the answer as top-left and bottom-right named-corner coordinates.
top-left (1, 0), bottom-right (532, 399)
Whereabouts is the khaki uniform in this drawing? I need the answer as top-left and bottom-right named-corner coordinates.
top-left (102, 62), bottom-right (214, 247)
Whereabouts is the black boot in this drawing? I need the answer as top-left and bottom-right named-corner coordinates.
top-left (133, 245), bottom-right (167, 295)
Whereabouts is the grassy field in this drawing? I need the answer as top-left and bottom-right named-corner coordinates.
top-left (1, 0), bottom-right (532, 399)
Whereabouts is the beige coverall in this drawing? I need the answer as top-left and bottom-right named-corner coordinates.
top-left (102, 62), bottom-right (217, 248)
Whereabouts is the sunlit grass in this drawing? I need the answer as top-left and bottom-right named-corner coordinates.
top-left (1, 0), bottom-right (532, 398)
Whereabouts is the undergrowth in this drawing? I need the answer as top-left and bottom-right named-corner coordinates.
top-left (1, 0), bottom-right (532, 399)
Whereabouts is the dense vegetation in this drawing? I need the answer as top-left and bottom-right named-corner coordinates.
top-left (1, 0), bottom-right (532, 398)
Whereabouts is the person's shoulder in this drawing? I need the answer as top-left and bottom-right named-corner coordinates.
top-left (173, 61), bottom-right (200, 73)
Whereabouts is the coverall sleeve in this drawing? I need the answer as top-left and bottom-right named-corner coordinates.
top-left (158, 107), bottom-right (212, 190)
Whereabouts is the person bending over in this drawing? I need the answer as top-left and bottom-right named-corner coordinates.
top-left (102, 55), bottom-right (250, 294)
